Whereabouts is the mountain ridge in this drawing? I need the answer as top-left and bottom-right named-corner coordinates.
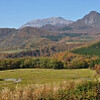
top-left (20, 17), bottom-right (74, 28)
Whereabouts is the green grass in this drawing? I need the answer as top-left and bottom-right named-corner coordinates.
top-left (0, 68), bottom-right (96, 89)
top-left (1, 49), bottom-right (22, 53)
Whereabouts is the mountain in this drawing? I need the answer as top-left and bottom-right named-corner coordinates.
top-left (0, 11), bottom-right (100, 55)
top-left (59, 11), bottom-right (100, 33)
top-left (20, 17), bottom-right (73, 28)
top-left (20, 11), bottom-right (100, 33)
top-left (71, 11), bottom-right (100, 27)
top-left (62, 11), bottom-right (100, 33)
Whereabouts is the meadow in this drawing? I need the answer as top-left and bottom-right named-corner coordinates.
top-left (0, 68), bottom-right (96, 89)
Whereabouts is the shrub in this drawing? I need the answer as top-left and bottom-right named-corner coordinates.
top-left (95, 64), bottom-right (100, 75)
top-left (75, 81), bottom-right (100, 99)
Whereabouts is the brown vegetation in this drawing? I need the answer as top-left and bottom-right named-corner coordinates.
top-left (0, 80), bottom-right (100, 100)
top-left (95, 64), bottom-right (100, 75)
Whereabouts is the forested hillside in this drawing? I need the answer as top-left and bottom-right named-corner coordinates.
top-left (0, 42), bottom-right (82, 59)
top-left (72, 41), bottom-right (100, 56)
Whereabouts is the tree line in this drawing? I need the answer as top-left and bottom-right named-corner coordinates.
top-left (0, 53), bottom-right (100, 70)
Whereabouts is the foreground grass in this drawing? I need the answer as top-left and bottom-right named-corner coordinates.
top-left (0, 68), bottom-right (96, 89)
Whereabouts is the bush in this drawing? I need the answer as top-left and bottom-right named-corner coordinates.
top-left (95, 64), bottom-right (100, 75)
top-left (75, 81), bottom-right (100, 99)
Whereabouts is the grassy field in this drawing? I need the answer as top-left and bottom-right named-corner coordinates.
top-left (1, 49), bottom-right (23, 53)
top-left (0, 68), bottom-right (96, 89)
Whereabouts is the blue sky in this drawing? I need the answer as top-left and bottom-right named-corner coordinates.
top-left (0, 0), bottom-right (100, 28)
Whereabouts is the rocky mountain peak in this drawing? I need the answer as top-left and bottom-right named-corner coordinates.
top-left (72, 11), bottom-right (100, 27)
top-left (89, 11), bottom-right (99, 15)
top-left (20, 17), bottom-right (74, 28)
top-left (83, 11), bottom-right (100, 25)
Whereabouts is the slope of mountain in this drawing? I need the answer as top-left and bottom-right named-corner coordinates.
top-left (20, 17), bottom-right (73, 28)
top-left (0, 27), bottom-right (57, 51)
top-left (40, 24), bottom-right (59, 31)
top-left (72, 41), bottom-right (100, 56)
top-left (0, 27), bottom-right (87, 52)
top-left (0, 42), bottom-right (83, 59)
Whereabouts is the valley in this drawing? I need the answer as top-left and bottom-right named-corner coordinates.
top-left (1, 10), bottom-right (100, 100)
